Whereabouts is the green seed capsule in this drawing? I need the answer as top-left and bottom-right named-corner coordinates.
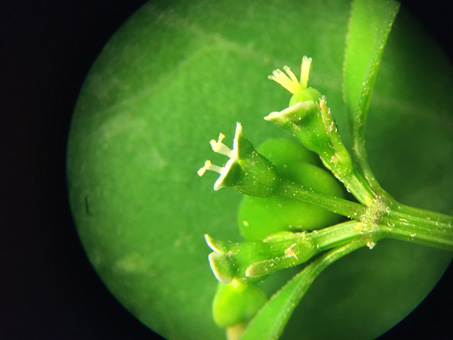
top-left (238, 139), bottom-right (345, 241)
top-left (254, 138), bottom-right (319, 166)
top-left (212, 281), bottom-right (267, 328)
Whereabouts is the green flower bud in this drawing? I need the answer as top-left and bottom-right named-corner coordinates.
top-left (212, 281), bottom-right (267, 328)
top-left (267, 57), bottom-right (327, 156)
top-left (267, 57), bottom-right (354, 181)
top-left (265, 99), bottom-right (334, 161)
top-left (205, 232), bottom-right (319, 283)
top-left (205, 234), bottom-right (274, 284)
top-left (198, 123), bottom-right (280, 197)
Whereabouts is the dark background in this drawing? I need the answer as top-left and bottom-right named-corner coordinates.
top-left (1, 1), bottom-right (452, 339)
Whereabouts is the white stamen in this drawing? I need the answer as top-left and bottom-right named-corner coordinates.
top-left (300, 56), bottom-right (312, 89)
top-left (269, 69), bottom-right (298, 94)
top-left (210, 133), bottom-right (234, 157)
top-left (197, 160), bottom-right (224, 177)
top-left (199, 122), bottom-right (244, 190)
top-left (269, 58), bottom-right (313, 94)
top-left (367, 241), bottom-right (376, 250)
top-left (283, 65), bottom-right (301, 89)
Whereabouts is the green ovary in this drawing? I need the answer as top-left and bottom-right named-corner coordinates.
top-left (238, 139), bottom-right (345, 241)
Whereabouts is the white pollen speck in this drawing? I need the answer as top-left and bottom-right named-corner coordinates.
top-left (367, 241), bottom-right (376, 250)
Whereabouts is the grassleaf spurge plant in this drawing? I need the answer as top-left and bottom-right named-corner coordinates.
top-left (198, 1), bottom-right (453, 339)
top-left (67, 0), bottom-right (453, 338)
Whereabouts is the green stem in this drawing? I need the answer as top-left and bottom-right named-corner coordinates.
top-left (382, 203), bottom-right (453, 251)
top-left (313, 220), bottom-right (368, 250)
top-left (351, 137), bottom-right (388, 198)
top-left (276, 179), bottom-right (366, 219)
top-left (384, 224), bottom-right (453, 251)
top-left (275, 179), bottom-right (453, 251)
top-left (393, 202), bottom-right (453, 225)
top-left (340, 168), bottom-right (376, 204)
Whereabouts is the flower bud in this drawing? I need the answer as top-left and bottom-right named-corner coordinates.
top-left (212, 281), bottom-right (267, 328)
top-left (267, 56), bottom-right (354, 180)
top-left (205, 233), bottom-right (318, 283)
top-left (265, 99), bottom-right (334, 160)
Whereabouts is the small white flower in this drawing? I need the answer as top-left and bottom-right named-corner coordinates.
top-left (198, 123), bottom-right (243, 191)
top-left (268, 56), bottom-right (312, 94)
top-left (199, 122), bottom-right (278, 197)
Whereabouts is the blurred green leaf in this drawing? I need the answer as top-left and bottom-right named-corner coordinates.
top-left (343, 0), bottom-right (400, 141)
top-left (343, 0), bottom-right (400, 189)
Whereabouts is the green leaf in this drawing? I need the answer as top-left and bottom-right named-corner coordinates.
top-left (344, 0), bottom-right (400, 132)
top-left (241, 240), bottom-right (367, 340)
top-left (343, 0), bottom-right (400, 189)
